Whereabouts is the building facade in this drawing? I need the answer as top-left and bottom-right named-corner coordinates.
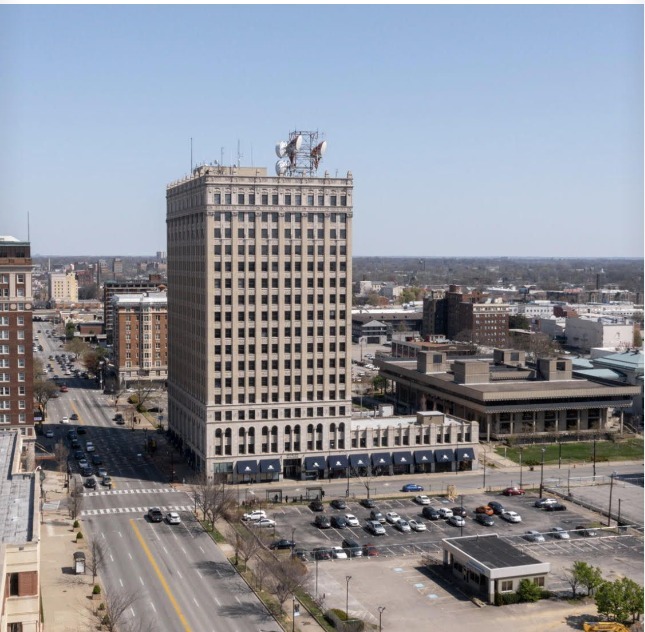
top-left (565, 317), bottom-right (634, 352)
top-left (48, 271), bottom-right (78, 305)
top-left (111, 292), bottom-right (168, 387)
top-left (0, 237), bottom-right (35, 446)
top-left (166, 162), bottom-right (354, 477)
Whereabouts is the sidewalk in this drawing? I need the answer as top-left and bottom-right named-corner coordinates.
top-left (40, 471), bottom-right (97, 632)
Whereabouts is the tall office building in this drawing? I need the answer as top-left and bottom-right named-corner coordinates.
top-left (166, 132), bottom-right (354, 480)
top-left (0, 236), bottom-right (35, 447)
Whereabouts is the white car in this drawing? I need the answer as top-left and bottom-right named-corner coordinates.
top-left (385, 511), bottom-right (401, 524)
top-left (344, 514), bottom-right (360, 527)
top-left (396, 519), bottom-right (412, 533)
top-left (330, 546), bottom-right (348, 559)
top-left (501, 511), bottom-right (522, 523)
top-left (85, 442), bottom-right (95, 453)
top-left (78, 459), bottom-right (89, 469)
top-left (414, 495), bottom-right (430, 505)
top-left (242, 509), bottom-right (267, 521)
top-left (60, 416), bottom-right (69, 424)
top-left (408, 519), bottom-right (427, 532)
top-left (251, 518), bottom-right (276, 528)
top-left (45, 429), bottom-right (55, 438)
top-left (438, 507), bottom-right (453, 519)
top-left (448, 515), bottom-right (466, 527)
top-left (549, 526), bottom-right (570, 540)
top-left (166, 512), bottom-right (181, 525)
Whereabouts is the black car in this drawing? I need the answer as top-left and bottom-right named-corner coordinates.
top-left (269, 539), bottom-right (296, 550)
top-left (359, 498), bottom-right (376, 509)
top-left (77, 426), bottom-right (86, 435)
top-left (84, 477), bottom-right (96, 488)
top-left (315, 515), bottom-right (331, 529)
top-left (330, 499), bottom-right (347, 510)
top-left (342, 539), bottom-right (363, 558)
top-left (309, 500), bottom-right (324, 512)
top-left (70, 413), bottom-right (79, 421)
top-left (71, 440), bottom-right (81, 449)
top-left (114, 413), bottom-right (124, 422)
top-left (92, 454), bottom-right (102, 465)
top-left (422, 506), bottom-right (441, 520)
top-left (331, 516), bottom-right (348, 529)
top-left (147, 507), bottom-right (163, 522)
top-left (488, 501), bottom-right (505, 515)
top-left (81, 466), bottom-right (94, 477)
top-left (543, 503), bottom-right (567, 512)
top-left (73, 450), bottom-right (85, 460)
top-left (451, 506), bottom-right (468, 518)
top-left (474, 512), bottom-right (495, 526)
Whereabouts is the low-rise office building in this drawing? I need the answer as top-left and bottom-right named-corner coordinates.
top-left (442, 534), bottom-right (550, 604)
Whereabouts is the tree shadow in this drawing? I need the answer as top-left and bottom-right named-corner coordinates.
top-left (565, 612), bottom-right (599, 629)
top-left (193, 559), bottom-right (236, 579)
top-left (217, 602), bottom-right (276, 621)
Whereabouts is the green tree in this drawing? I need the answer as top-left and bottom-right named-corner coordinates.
top-left (595, 577), bottom-right (644, 623)
top-left (65, 337), bottom-right (88, 359)
top-left (565, 561), bottom-right (603, 598)
top-left (82, 347), bottom-right (109, 376)
top-left (372, 374), bottom-right (386, 394)
top-left (33, 378), bottom-right (59, 422)
top-left (509, 314), bottom-right (531, 330)
top-left (517, 578), bottom-right (542, 602)
top-left (65, 321), bottom-right (76, 340)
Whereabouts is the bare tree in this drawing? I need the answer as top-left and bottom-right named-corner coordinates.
top-left (54, 441), bottom-right (69, 475)
top-left (33, 378), bottom-right (59, 422)
top-left (235, 527), bottom-right (265, 570)
top-left (69, 479), bottom-right (84, 520)
top-left (96, 588), bottom-right (143, 632)
top-left (129, 379), bottom-right (157, 412)
top-left (266, 557), bottom-right (307, 606)
top-left (190, 473), bottom-right (237, 529)
top-left (87, 537), bottom-right (106, 583)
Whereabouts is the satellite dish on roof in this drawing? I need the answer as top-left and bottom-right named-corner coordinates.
top-left (286, 134), bottom-right (302, 155)
top-left (275, 159), bottom-right (289, 176)
top-left (275, 141), bottom-right (287, 158)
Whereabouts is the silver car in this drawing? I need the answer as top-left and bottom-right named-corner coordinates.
top-left (524, 530), bottom-right (545, 543)
top-left (367, 520), bottom-right (386, 536)
top-left (549, 526), bottom-right (570, 540)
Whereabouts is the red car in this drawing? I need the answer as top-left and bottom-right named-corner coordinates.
top-left (502, 487), bottom-right (525, 496)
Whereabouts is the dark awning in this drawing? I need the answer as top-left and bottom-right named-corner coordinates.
top-left (455, 447), bottom-right (474, 462)
top-left (236, 460), bottom-right (258, 474)
top-left (327, 455), bottom-right (349, 469)
top-left (371, 453), bottom-right (392, 467)
top-left (259, 458), bottom-right (281, 473)
top-left (349, 453), bottom-right (370, 468)
top-left (414, 450), bottom-right (433, 464)
top-left (303, 456), bottom-right (326, 471)
top-left (392, 451), bottom-right (413, 466)
top-left (434, 449), bottom-right (455, 463)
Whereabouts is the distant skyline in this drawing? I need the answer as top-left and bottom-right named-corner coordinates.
top-left (1, 5), bottom-right (643, 258)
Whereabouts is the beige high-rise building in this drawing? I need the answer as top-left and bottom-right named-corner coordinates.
top-left (166, 153), bottom-right (353, 482)
top-left (48, 271), bottom-right (78, 304)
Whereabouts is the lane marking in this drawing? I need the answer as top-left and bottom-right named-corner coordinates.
top-left (130, 519), bottom-right (192, 632)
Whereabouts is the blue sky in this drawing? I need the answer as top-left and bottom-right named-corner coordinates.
top-left (1, 5), bottom-right (642, 258)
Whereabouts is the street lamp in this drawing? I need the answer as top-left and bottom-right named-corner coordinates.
top-left (345, 575), bottom-right (352, 620)
top-left (558, 438), bottom-right (562, 469)
top-left (539, 448), bottom-right (546, 498)
top-left (518, 447), bottom-right (524, 490)
top-left (592, 435), bottom-right (597, 478)
top-left (482, 446), bottom-right (487, 490)
top-left (607, 471), bottom-right (617, 527)
top-left (291, 527), bottom-right (296, 556)
top-left (378, 606), bottom-right (386, 632)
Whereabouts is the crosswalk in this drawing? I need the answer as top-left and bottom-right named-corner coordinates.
top-left (80, 505), bottom-right (192, 517)
top-left (83, 487), bottom-right (182, 497)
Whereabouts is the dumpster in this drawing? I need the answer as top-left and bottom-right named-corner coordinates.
top-left (74, 551), bottom-right (85, 574)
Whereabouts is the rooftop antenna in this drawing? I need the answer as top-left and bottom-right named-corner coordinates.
top-left (190, 138), bottom-right (193, 172)
top-left (27, 211), bottom-right (30, 242)
top-left (237, 140), bottom-right (243, 167)
top-left (220, 147), bottom-right (224, 167)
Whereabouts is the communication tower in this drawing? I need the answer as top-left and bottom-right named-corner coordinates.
top-left (275, 130), bottom-right (327, 177)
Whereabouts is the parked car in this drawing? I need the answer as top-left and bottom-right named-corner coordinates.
top-left (81, 466), bottom-right (93, 477)
top-left (370, 510), bottom-right (386, 523)
top-left (114, 413), bottom-right (124, 422)
top-left (242, 510), bottom-right (267, 521)
top-left (422, 506), bottom-right (441, 520)
top-left (385, 512), bottom-right (401, 524)
top-left (548, 526), bottom-right (570, 540)
top-left (437, 508), bottom-right (454, 519)
top-left (76, 427), bottom-right (86, 435)
top-left (342, 539), bottom-right (363, 557)
top-left (330, 546), bottom-right (348, 559)
top-left (408, 519), bottom-right (427, 532)
top-left (344, 514), bottom-right (360, 527)
top-left (309, 500), bottom-right (324, 512)
top-left (78, 458), bottom-right (89, 469)
top-left (97, 467), bottom-right (108, 478)
top-left (270, 539), bottom-right (295, 550)
top-left (401, 483), bottom-right (424, 492)
top-left (166, 512), bottom-right (181, 525)
top-left (502, 487), bottom-right (525, 496)
top-left (395, 519), bottom-right (412, 533)
top-left (474, 513), bottom-right (495, 526)
top-left (115, 418), bottom-right (126, 425)
top-left (575, 525), bottom-right (598, 537)
top-left (85, 442), bottom-right (95, 453)
top-left (452, 506), bottom-right (468, 518)
top-left (359, 498), bottom-right (376, 509)
top-left (367, 520), bottom-right (386, 535)
top-left (147, 507), bottom-right (163, 522)
top-left (475, 505), bottom-right (494, 516)
top-left (45, 429), bottom-right (55, 438)
top-left (293, 549), bottom-right (309, 561)
top-left (252, 518), bottom-right (276, 528)
top-left (501, 511), bottom-right (522, 523)
top-left (330, 499), bottom-right (347, 510)
top-left (91, 454), bottom-right (102, 465)
top-left (363, 544), bottom-right (380, 557)
top-left (315, 515), bottom-right (331, 529)
top-left (414, 495), bottom-right (431, 505)
top-left (331, 515), bottom-right (348, 529)
top-left (543, 503), bottom-right (567, 512)
top-left (524, 530), bottom-right (546, 543)
top-left (534, 497), bottom-right (558, 508)
top-left (313, 547), bottom-right (332, 560)
top-left (488, 501), bottom-right (505, 515)
top-left (448, 515), bottom-right (466, 527)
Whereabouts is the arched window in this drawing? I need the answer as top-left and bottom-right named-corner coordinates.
top-left (271, 426), bottom-right (278, 436)
top-left (307, 424), bottom-right (314, 434)
top-left (330, 422), bottom-right (337, 433)
top-left (293, 424), bottom-right (301, 435)
top-left (262, 426), bottom-right (269, 436)
top-left (316, 423), bottom-right (323, 434)
top-left (238, 427), bottom-right (246, 437)
top-left (285, 425), bottom-right (292, 435)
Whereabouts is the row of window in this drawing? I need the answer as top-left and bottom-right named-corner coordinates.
top-left (214, 244), bottom-right (348, 257)
top-left (215, 227), bottom-right (347, 240)
top-left (0, 413), bottom-right (28, 424)
top-left (216, 277), bottom-right (346, 290)
top-left (214, 327), bottom-right (347, 340)
top-left (212, 194), bottom-right (348, 207)
top-left (215, 356), bottom-right (346, 370)
top-left (213, 311), bottom-right (346, 324)
top-left (213, 260), bottom-right (347, 273)
top-left (212, 390), bottom-right (347, 406)
top-left (214, 294), bottom-right (346, 306)
top-left (213, 341), bottom-right (346, 355)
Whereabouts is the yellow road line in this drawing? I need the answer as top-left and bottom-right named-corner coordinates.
top-left (130, 519), bottom-right (192, 631)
